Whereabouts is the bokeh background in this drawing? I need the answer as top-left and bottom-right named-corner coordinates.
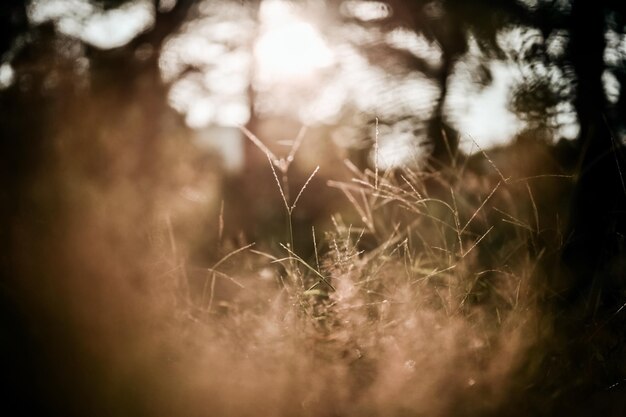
top-left (2, 1), bottom-right (626, 416)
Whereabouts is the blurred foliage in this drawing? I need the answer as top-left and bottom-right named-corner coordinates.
top-left (1, 0), bottom-right (625, 301)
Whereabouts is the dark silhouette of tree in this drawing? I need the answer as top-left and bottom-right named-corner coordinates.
top-left (509, 0), bottom-right (626, 298)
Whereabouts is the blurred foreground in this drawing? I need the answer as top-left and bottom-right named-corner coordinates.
top-left (3, 123), bottom-right (626, 416)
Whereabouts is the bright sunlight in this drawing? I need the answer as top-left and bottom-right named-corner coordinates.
top-left (254, 0), bottom-right (334, 83)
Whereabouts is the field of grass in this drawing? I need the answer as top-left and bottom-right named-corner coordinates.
top-left (4, 127), bottom-right (626, 417)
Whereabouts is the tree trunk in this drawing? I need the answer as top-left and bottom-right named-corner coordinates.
top-left (563, 0), bottom-right (626, 304)
top-left (427, 48), bottom-right (458, 166)
top-left (427, 18), bottom-right (465, 167)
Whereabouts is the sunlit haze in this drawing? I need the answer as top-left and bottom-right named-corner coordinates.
top-left (28, 0), bottom-right (154, 49)
top-left (255, 1), bottom-right (334, 83)
top-left (24, 0), bottom-right (595, 166)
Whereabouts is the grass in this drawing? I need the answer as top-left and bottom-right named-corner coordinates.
top-left (157, 132), bottom-right (573, 416)
top-left (6, 125), bottom-right (626, 417)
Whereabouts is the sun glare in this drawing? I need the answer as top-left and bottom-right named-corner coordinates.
top-left (255, 0), bottom-right (334, 83)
